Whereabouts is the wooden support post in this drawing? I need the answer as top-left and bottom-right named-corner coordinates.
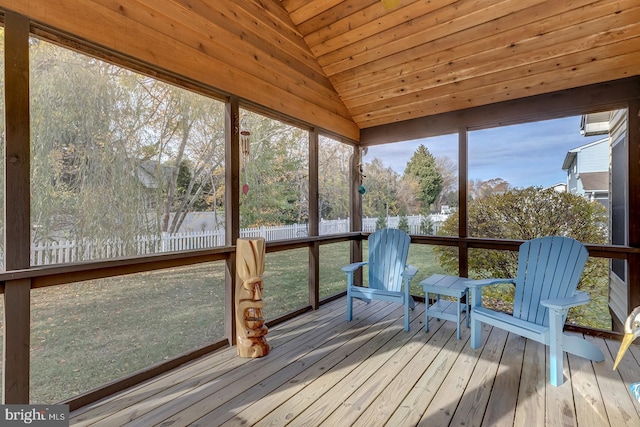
top-left (3, 279), bottom-right (30, 404)
top-left (350, 145), bottom-right (363, 285)
top-left (3, 11), bottom-right (31, 404)
top-left (225, 95), bottom-right (240, 345)
top-left (458, 126), bottom-right (469, 277)
top-left (628, 100), bottom-right (640, 312)
top-left (309, 129), bottom-right (319, 309)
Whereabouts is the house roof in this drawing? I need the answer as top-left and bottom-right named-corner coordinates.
top-left (580, 111), bottom-right (613, 136)
top-left (580, 171), bottom-right (609, 192)
top-left (561, 138), bottom-right (609, 170)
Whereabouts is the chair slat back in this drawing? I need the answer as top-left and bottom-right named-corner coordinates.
top-left (368, 229), bottom-right (411, 292)
top-left (513, 236), bottom-right (588, 326)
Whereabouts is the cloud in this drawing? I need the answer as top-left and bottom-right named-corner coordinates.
top-left (364, 116), bottom-right (603, 189)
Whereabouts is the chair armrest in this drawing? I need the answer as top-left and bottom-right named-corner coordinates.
top-left (465, 278), bottom-right (515, 289)
top-left (402, 265), bottom-right (418, 279)
top-left (341, 261), bottom-right (368, 273)
top-left (541, 291), bottom-right (590, 310)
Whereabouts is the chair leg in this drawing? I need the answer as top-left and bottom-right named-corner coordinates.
top-left (403, 278), bottom-right (411, 331)
top-left (470, 288), bottom-right (482, 348)
top-left (549, 308), bottom-right (565, 386)
top-left (470, 317), bottom-right (482, 348)
top-left (346, 273), bottom-right (353, 322)
top-left (404, 299), bottom-right (410, 331)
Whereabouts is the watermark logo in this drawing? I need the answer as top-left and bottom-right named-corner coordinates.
top-left (0, 405), bottom-right (68, 427)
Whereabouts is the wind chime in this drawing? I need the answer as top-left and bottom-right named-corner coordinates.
top-left (241, 129), bottom-right (251, 196)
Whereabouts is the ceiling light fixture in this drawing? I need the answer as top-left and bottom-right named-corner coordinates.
top-left (381, 0), bottom-right (400, 10)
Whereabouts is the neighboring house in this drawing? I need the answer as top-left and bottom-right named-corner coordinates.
top-left (572, 109), bottom-right (629, 331)
top-left (561, 138), bottom-right (610, 208)
top-left (548, 182), bottom-right (567, 193)
top-left (135, 160), bottom-right (173, 190)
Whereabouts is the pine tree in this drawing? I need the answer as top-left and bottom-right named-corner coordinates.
top-left (403, 145), bottom-right (443, 213)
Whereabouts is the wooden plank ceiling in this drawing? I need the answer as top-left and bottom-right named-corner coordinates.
top-left (281, 0), bottom-right (640, 130)
top-left (3, 0), bottom-right (639, 141)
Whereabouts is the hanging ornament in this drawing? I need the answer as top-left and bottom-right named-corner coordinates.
top-left (358, 185), bottom-right (367, 195)
top-left (241, 130), bottom-right (251, 169)
top-left (242, 183), bottom-right (250, 195)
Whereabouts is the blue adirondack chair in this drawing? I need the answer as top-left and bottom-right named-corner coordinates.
top-left (342, 228), bottom-right (418, 331)
top-left (467, 236), bottom-right (604, 386)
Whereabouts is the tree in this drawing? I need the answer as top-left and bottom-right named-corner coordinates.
top-left (29, 38), bottom-right (228, 256)
top-left (375, 207), bottom-right (388, 230)
top-left (30, 40), bottom-right (154, 250)
top-left (362, 158), bottom-right (401, 218)
top-left (435, 156), bottom-right (458, 210)
top-left (397, 211), bottom-right (410, 233)
top-left (403, 145), bottom-right (443, 213)
top-left (239, 110), bottom-right (309, 227)
top-left (435, 187), bottom-right (609, 327)
top-left (468, 178), bottom-right (510, 200)
top-left (318, 138), bottom-right (351, 220)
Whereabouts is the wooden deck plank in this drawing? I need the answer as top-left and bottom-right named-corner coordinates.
top-left (481, 333), bottom-right (526, 427)
top-left (240, 304), bottom-right (430, 427)
top-left (513, 339), bottom-right (546, 427)
top-left (350, 318), bottom-right (475, 426)
top-left (194, 302), bottom-right (422, 426)
top-left (259, 310), bottom-right (450, 427)
top-left (285, 306), bottom-right (436, 426)
top-left (605, 337), bottom-right (640, 418)
top-left (68, 298), bottom-right (640, 427)
top-left (586, 335), bottom-right (640, 426)
top-left (569, 345), bottom-right (610, 427)
top-left (448, 326), bottom-right (510, 427)
top-left (83, 298), bottom-right (379, 426)
top-left (384, 323), bottom-right (481, 426)
top-left (120, 299), bottom-right (392, 426)
top-left (72, 298), bottom-right (350, 425)
top-left (71, 298), bottom-right (345, 422)
top-left (545, 353), bottom-right (577, 427)
top-left (252, 321), bottom-right (434, 426)
top-left (323, 314), bottom-right (455, 426)
top-left (419, 324), bottom-right (503, 426)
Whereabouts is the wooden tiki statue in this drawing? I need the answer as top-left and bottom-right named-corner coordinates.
top-left (235, 237), bottom-right (270, 357)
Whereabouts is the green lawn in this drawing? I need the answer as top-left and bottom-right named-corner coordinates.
top-left (0, 242), bottom-right (610, 404)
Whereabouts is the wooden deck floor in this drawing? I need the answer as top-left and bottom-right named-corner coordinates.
top-left (70, 297), bottom-right (640, 426)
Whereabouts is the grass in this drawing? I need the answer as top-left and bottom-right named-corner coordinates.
top-left (0, 242), bottom-right (610, 404)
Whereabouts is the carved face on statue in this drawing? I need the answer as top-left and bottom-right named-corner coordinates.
top-left (236, 276), bottom-right (269, 356)
top-left (235, 238), bottom-right (270, 358)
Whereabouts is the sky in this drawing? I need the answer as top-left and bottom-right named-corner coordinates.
top-left (363, 116), bottom-right (604, 189)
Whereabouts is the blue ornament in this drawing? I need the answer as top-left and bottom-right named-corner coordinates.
top-left (358, 185), bottom-right (366, 195)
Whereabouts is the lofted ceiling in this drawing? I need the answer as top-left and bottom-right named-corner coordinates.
top-left (2, 0), bottom-right (639, 141)
top-left (281, 0), bottom-right (640, 130)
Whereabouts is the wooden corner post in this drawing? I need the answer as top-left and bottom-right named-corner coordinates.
top-left (4, 11), bottom-right (31, 404)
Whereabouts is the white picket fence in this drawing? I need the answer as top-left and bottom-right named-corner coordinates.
top-left (22, 214), bottom-right (448, 267)
top-left (321, 214), bottom-right (447, 235)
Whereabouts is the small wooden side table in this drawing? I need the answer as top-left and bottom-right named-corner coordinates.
top-left (420, 274), bottom-right (469, 339)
